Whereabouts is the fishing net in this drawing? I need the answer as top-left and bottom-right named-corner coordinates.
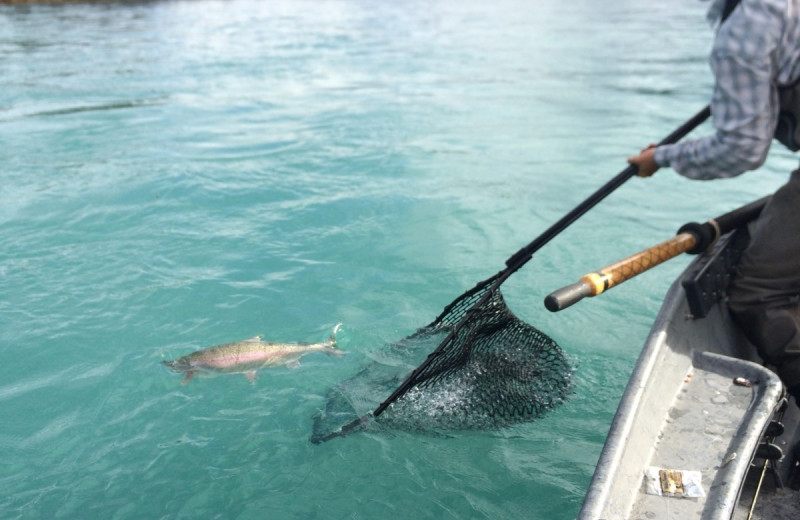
top-left (311, 277), bottom-right (572, 442)
top-left (311, 105), bottom-right (713, 443)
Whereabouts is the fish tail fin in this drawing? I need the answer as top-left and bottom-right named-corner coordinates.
top-left (326, 323), bottom-right (345, 357)
top-left (328, 323), bottom-right (342, 345)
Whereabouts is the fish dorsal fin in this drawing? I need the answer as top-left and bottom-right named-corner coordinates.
top-left (242, 335), bottom-right (261, 342)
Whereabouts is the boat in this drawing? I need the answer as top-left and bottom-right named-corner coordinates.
top-left (575, 226), bottom-right (800, 519)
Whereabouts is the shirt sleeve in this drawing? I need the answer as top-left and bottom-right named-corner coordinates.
top-left (655, 0), bottom-right (784, 180)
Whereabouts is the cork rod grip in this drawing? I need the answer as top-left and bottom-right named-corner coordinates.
top-left (582, 233), bottom-right (697, 295)
top-left (545, 233), bottom-right (696, 312)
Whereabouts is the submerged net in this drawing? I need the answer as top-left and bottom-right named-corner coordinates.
top-left (311, 277), bottom-right (572, 442)
top-left (310, 105), bottom-right (717, 443)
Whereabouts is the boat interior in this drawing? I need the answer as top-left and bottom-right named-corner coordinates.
top-left (578, 228), bottom-right (800, 519)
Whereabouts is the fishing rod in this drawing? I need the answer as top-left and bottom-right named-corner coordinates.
top-left (544, 196), bottom-right (769, 312)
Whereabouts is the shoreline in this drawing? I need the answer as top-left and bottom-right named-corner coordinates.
top-left (1, 0), bottom-right (158, 4)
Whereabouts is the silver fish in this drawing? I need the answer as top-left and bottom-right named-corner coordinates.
top-left (163, 324), bottom-right (343, 385)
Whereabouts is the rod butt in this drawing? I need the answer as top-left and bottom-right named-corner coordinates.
top-left (545, 281), bottom-right (592, 312)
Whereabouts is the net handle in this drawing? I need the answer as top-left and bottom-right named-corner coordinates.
top-left (384, 106), bottom-right (713, 411)
top-left (504, 105), bottom-right (711, 272)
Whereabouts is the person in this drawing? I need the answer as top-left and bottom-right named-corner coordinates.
top-left (627, 0), bottom-right (800, 401)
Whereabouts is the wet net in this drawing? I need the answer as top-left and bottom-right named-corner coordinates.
top-left (311, 105), bottom-right (713, 443)
top-left (311, 275), bottom-right (572, 442)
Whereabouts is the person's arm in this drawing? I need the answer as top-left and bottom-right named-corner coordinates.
top-left (628, 144), bottom-right (659, 177)
top-left (630, 0), bottom-right (784, 180)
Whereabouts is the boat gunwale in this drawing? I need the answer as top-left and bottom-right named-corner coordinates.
top-left (577, 253), bottom-right (785, 519)
top-left (577, 278), bottom-right (685, 518)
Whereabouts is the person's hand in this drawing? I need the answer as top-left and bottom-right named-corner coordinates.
top-left (627, 144), bottom-right (659, 177)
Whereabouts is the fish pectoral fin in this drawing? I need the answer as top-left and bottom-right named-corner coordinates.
top-left (286, 359), bottom-right (301, 369)
top-left (180, 371), bottom-right (196, 385)
top-left (244, 371), bottom-right (258, 383)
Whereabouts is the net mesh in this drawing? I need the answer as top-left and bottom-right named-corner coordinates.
top-left (312, 279), bottom-right (572, 441)
top-left (310, 101), bottom-right (717, 443)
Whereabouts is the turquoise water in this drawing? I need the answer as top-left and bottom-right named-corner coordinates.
top-left (1, 1), bottom-right (796, 518)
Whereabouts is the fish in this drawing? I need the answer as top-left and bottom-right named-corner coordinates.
top-left (163, 324), bottom-right (344, 385)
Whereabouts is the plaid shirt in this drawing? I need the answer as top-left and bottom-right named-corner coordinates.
top-left (655, 0), bottom-right (800, 180)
